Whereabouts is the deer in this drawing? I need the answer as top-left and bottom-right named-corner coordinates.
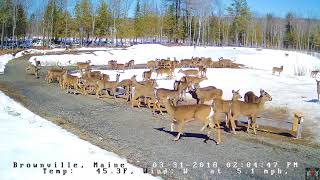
top-left (228, 89), bottom-right (272, 134)
top-left (95, 74), bottom-right (120, 99)
top-left (163, 98), bottom-right (221, 144)
top-left (272, 65), bottom-right (283, 76)
top-left (142, 70), bottom-right (152, 81)
top-left (117, 79), bottom-right (133, 101)
top-left (212, 90), bottom-right (242, 129)
top-left (77, 60), bottom-right (91, 75)
top-left (108, 60), bottom-right (117, 70)
top-left (189, 86), bottom-right (223, 104)
top-left (155, 67), bottom-right (174, 79)
top-left (79, 73), bottom-right (102, 96)
top-left (179, 59), bottom-right (193, 68)
top-left (147, 60), bottom-right (156, 70)
top-left (25, 63), bottom-right (40, 78)
top-left (131, 75), bottom-right (158, 108)
top-left (244, 90), bottom-right (261, 103)
top-left (317, 80), bottom-right (320, 100)
top-left (62, 70), bottom-right (83, 94)
top-left (178, 69), bottom-right (200, 76)
top-left (173, 80), bottom-right (189, 101)
top-left (154, 85), bottom-right (182, 114)
top-left (181, 76), bottom-right (208, 90)
top-left (198, 66), bottom-right (207, 77)
top-left (218, 57), bottom-right (234, 68)
top-left (45, 68), bottom-right (66, 83)
top-left (126, 60), bottom-right (135, 69)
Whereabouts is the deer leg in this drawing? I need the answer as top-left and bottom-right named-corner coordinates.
top-left (200, 121), bottom-right (210, 132)
top-left (225, 113), bottom-right (230, 128)
top-left (246, 117), bottom-right (251, 133)
top-left (113, 88), bottom-right (117, 99)
top-left (159, 103), bottom-right (164, 115)
top-left (214, 123), bottom-right (221, 145)
top-left (173, 122), bottom-right (184, 141)
top-left (229, 115), bottom-right (237, 134)
top-left (252, 116), bottom-right (257, 135)
top-left (170, 122), bottom-right (175, 132)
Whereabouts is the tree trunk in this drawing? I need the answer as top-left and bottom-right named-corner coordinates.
top-left (1, 22), bottom-right (5, 49)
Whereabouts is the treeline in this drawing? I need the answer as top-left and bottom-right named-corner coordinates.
top-left (1, 0), bottom-right (320, 51)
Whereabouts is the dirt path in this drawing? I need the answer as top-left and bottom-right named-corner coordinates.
top-left (1, 56), bottom-right (319, 180)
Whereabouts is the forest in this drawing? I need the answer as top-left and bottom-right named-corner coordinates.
top-left (0, 0), bottom-right (320, 51)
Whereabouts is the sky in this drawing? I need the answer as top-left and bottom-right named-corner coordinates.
top-left (29, 0), bottom-right (320, 19)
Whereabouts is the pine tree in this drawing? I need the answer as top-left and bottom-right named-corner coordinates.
top-left (96, 0), bottom-right (112, 38)
top-left (163, 4), bottom-right (175, 41)
top-left (227, 0), bottom-right (251, 46)
top-left (283, 13), bottom-right (294, 48)
top-left (15, 3), bottom-right (27, 39)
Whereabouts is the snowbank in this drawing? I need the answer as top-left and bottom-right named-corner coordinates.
top-left (0, 54), bottom-right (14, 74)
top-left (0, 91), bottom-right (159, 180)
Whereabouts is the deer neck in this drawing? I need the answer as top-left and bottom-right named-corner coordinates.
top-left (256, 98), bottom-right (267, 111)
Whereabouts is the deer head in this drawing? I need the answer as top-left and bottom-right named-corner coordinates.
top-left (232, 89), bottom-right (242, 100)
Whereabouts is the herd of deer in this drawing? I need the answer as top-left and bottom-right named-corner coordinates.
top-left (24, 56), bottom-right (320, 145)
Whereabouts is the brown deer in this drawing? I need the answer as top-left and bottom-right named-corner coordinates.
top-left (116, 64), bottom-right (125, 72)
top-left (181, 76), bottom-right (208, 90)
top-left (142, 70), bottom-right (152, 80)
top-left (198, 66), bottom-right (207, 77)
top-left (117, 79), bottom-right (133, 101)
top-left (154, 86), bottom-right (182, 114)
top-left (218, 57), bottom-right (234, 68)
top-left (25, 64), bottom-right (40, 78)
top-left (77, 60), bottom-right (91, 75)
top-left (173, 80), bottom-right (189, 101)
top-left (178, 69), bottom-right (200, 76)
top-left (131, 75), bottom-right (158, 108)
top-left (272, 65), bottom-right (283, 76)
top-left (95, 74), bottom-right (120, 98)
top-left (126, 60), bottom-right (135, 69)
top-left (244, 90), bottom-right (262, 103)
top-left (45, 68), bottom-right (66, 83)
top-left (62, 70), bottom-right (82, 94)
top-left (147, 60), bottom-right (156, 70)
top-left (155, 67), bottom-right (174, 79)
top-left (108, 60), bottom-right (117, 70)
top-left (188, 86), bottom-right (223, 104)
top-left (213, 90), bottom-right (242, 129)
top-left (163, 98), bottom-right (221, 144)
top-left (229, 89), bottom-right (272, 134)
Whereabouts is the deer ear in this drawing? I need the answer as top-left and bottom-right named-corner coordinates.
top-left (237, 89), bottom-right (240, 92)
top-left (232, 90), bottom-right (235, 93)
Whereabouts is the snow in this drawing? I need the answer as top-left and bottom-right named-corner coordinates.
top-left (0, 91), bottom-right (159, 180)
top-left (0, 54), bottom-right (14, 74)
top-left (40, 44), bottom-right (318, 142)
top-left (29, 44), bottom-right (320, 75)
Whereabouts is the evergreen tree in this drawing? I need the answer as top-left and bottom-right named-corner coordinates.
top-left (284, 12), bottom-right (295, 49)
top-left (227, 0), bottom-right (251, 46)
top-left (96, 0), bottom-right (112, 38)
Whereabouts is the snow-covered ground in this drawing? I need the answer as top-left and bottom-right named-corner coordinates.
top-left (0, 54), bottom-right (14, 74)
top-left (0, 91), bottom-right (159, 180)
top-left (28, 44), bottom-right (320, 141)
top-left (29, 44), bottom-right (320, 75)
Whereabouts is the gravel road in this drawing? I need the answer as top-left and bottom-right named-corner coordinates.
top-left (1, 55), bottom-right (319, 180)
